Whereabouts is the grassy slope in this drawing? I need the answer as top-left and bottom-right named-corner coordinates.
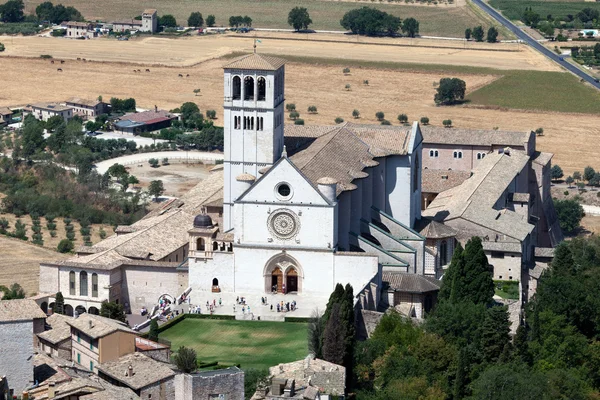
top-left (489, 0), bottom-right (600, 21)
top-left (159, 319), bottom-right (308, 370)
top-left (255, 53), bottom-right (600, 113)
top-left (467, 70), bottom-right (600, 113)
top-left (24, 0), bottom-right (492, 37)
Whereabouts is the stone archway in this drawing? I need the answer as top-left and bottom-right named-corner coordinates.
top-left (75, 305), bottom-right (87, 316)
top-left (40, 301), bottom-right (48, 314)
top-left (64, 304), bottom-right (74, 317)
top-left (88, 306), bottom-right (99, 315)
top-left (263, 253), bottom-right (303, 294)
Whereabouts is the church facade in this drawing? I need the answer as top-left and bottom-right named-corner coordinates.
top-left (188, 54), bottom-right (434, 315)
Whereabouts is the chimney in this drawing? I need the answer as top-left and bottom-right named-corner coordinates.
top-left (22, 392), bottom-right (29, 400)
top-left (154, 105), bottom-right (158, 112)
top-left (127, 365), bottom-right (134, 377)
top-left (88, 319), bottom-right (93, 329)
top-left (48, 381), bottom-right (56, 399)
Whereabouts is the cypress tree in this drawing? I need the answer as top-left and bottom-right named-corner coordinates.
top-left (438, 242), bottom-right (464, 302)
top-left (54, 291), bottom-right (64, 315)
top-left (481, 306), bottom-right (511, 363)
top-left (550, 243), bottom-right (574, 276)
top-left (531, 305), bottom-right (541, 342)
top-left (323, 283), bottom-right (345, 323)
top-left (462, 237), bottom-right (494, 305)
top-left (342, 284), bottom-right (356, 374)
top-left (322, 303), bottom-right (346, 365)
top-left (514, 324), bottom-right (532, 365)
top-left (454, 347), bottom-right (469, 400)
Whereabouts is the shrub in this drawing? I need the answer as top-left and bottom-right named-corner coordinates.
top-left (65, 224), bottom-right (74, 233)
top-left (343, 67), bottom-right (350, 75)
top-left (13, 219), bottom-right (27, 240)
top-left (335, 117), bottom-right (344, 124)
top-left (294, 119), bottom-right (305, 125)
top-left (149, 158), bottom-right (159, 168)
top-left (307, 105), bottom-right (317, 114)
top-left (173, 346), bottom-right (198, 373)
top-left (564, 190), bottom-right (570, 196)
top-left (286, 103), bottom-right (296, 112)
top-left (50, 230), bottom-right (57, 237)
top-left (289, 111), bottom-right (300, 120)
top-left (0, 43), bottom-right (4, 52)
top-left (80, 226), bottom-right (91, 236)
top-left (66, 231), bottom-right (75, 241)
top-left (397, 113), bottom-right (408, 124)
top-left (535, 127), bottom-right (544, 136)
top-left (443, 119), bottom-right (453, 127)
top-left (352, 109), bottom-right (360, 119)
top-left (57, 239), bottom-right (74, 253)
top-left (162, 157), bottom-right (169, 166)
top-left (420, 116), bottom-right (430, 125)
top-left (206, 110), bottom-right (217, 119)
top-left (32, 233), bottom-right (43, 246)
top-left (375, 111), bottom-right (385, 121)
top-left (0, 218), bottom-right (8, 235)
top-left (345, 84), bottom-right (351, 91)
top-left (46, 221), bottom-right (57, 231)
top-left (40, 54), bottom-right (53, 59)
top-left (64, 217), bottom-right (72, 226)
top-left (363, 80), bottom-right (369, 85)
top-left (99, 227), bottom-right (107, 239)
top-left (381, 119), bottom-right (391, 125)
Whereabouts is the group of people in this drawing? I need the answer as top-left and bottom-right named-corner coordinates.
top-left (271, 300), bottom-right (297, 313)
top-left (236, 296), bottom-right (247, 305)
top-left (271, 284), bottom-right (288, 294)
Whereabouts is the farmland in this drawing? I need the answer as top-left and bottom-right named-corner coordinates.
top-left (489, 0), bottom-right (600, 21)
top-left (23, 0), bottom-right (495, 37)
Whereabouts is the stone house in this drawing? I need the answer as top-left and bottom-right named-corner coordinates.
top-left (111, 19), bottom-right (143, 32)
top-left (26, 103), bottom-right (73, 122)
top-left (65, 97), bottom-right (108, 119)
top-left (0, 107), bottom-right (12, 125)
top-left (65, 21), bottom-right (95, 38)
top-left (141, 9), bottom-right (158, 33)
top-left (174, 367), bottom-right (244, 400)
top-left (0, 299), bottom-right (46, 394)
top-left (96, 352), bottom-right (175, 399)
top-left (38, 313), bottom-right (72, 360)
top-left (67, 314), bottom-right (137, 374)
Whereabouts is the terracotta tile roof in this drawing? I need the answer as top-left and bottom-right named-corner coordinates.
top-left (421, 126), bottom-right (531, 148)
top-left (142, 9), bottom-right (157, 14)
top-left (79, 385), bottom-right (139, 400)
top-left (31, 103), bottom-right (73, 112)
top-left (269, 356), bottom-right (345, 396)
top-left (383, 272), bottom-right (441, 293)
top-left (66, 314), bottom-right (135, 339)
top-left (223, 53), bottom-right (286, 71)
top-left (119, 110), bottom-right (173, 124)
top-left (38, 314), bottom-right (71, 344)
top-left (65, 97), bottom-right (103, 108)
top-left (0, 299), bottom-right (46, 322)
top-left (423, 149), bottom-right (534, 241)
top-left (422, 169), bottom-right (471, 194)
top-left (0, 107), bottom-right (12, 116)
top-left (66, 21), bottom-right (91, 28)
top-left (96, 353), bottom-right (175, 391)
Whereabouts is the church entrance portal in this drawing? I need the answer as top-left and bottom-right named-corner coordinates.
top-left (264, 253), bottom-right (303, 294)
top-left (271, 268), bottom-right (283, 293)
top-left (286, 268), bottom-right (298, 293)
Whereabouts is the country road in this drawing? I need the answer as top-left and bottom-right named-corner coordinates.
top-left (94, 151), bottom-right (224, 174)
top-left (471, 0), bottom-right (600, 90)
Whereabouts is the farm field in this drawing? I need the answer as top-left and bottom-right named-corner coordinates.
top-left (489, 0), bottom-right (600, 21)
top-left (159, 319), bottom-right (308, 370)
top-left (24, 0), bottom-right (492, 37)
top-left (0, 235), bottom-right (68, 296)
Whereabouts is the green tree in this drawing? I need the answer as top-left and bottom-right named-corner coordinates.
top-left (188, 12), bottom-right (203, 27)
top-left (206, 110), bottom-right (217, 119)
top-left (54, 291), bottom-right (64, 314)
top-left (481, 306), bottom-right (511, 363)
top-left (159, 14), bottom-right (177, 28)
top-left (420, 116), bottom-right (429, 125)
top-left (435, 77), bottom-right (466, 105)
top-left (375, 111), bottom-right (385, 121)
top-left (322, 303), bottom-right (346, 365)
top-left (289, 111), bottom-right (300, 120)
top-left (340, 7), bottom-right (401, 36)
top-left (443, 119), bottom-right (452, 128)
top-left (57, 239), bottom-right (73, 253)
top-left (206, 15), bottom-right (216, 27)
top-left (472, 25), bottom-right (484, 42)
top-left (551, 164), bottom-right (564, 181)
top-left (0, 283), bottom-right (25, 300)
top-left (0, 42), bottom-right (4, 52)
top-left (286, 103), bottom-right (296, 112)
top-left (148, 180), bottom-right (165, 201)
top-left (307, 309), bottom-right (324, 358)
top-left (13, 219), bottom-right (27, 240)
top-left (486, 26), bottom-right (499, 43)
top-left (0, 0), bottom-right (24, 22)
top-left (402, 17), bottom-right (419, 38)
top-left (288, 7), bottom-right (312, 31)
top-left (352, 109), bottom-right (360, 119)
top-left (465, 28), bottom-right (472, 40)
top-left (148, 158), bottom-right (159, 168)
top-left (173, 346), bottom-right (197, 373)
top-left (553, 199), bottom-right (584, 234)
top-left (584, 166), bottom-right (596, 182)
top-left (100, 300), bottom-right (127, 322)
top-left (469, 363), bottom-right (549, 400)
top-left (0, 218), bottom-right (9, 234)
top-left (397, 113), bottom-right (408, 124)
top-left (307, 105), bottom-right (317, 114)
top-left (513, 324), bottom-right (532, 365)
top-left (573, 171), bottom-right (582, 182)
top-left (21, 117), bottom-right (45, 159)
top-left (46, 115), bottom-right (64, 132)
top-left (453, 347), bottom-right (468, 400)
top-left (148, 318), bottom-right (159, 342)
top-left (335, 117), bottom-right (344, 124)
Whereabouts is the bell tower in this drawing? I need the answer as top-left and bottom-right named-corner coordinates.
top-left (222, 53), bottom-right (286, 231)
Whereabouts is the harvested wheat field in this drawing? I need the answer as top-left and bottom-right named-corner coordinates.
top-left (0, 235), bottom-right (68, 296)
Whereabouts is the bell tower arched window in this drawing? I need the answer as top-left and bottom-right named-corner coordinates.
top-left (257, 77), bottom-right (266, 101)
top-left (232, 76), bottom-right (241, 100)
top-left (80, 271), bottom-right (88, 296)
top-left (244, 76), bottom-right (254, 101)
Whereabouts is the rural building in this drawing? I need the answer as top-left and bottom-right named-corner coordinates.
top-left (174, 367), bottom-right (244, 400)
top-left (26, 103), bottom-right (74, 122)
top-left (65, 97), bottom-right (108, 118)
top-left (65, 21), bottom-right (95, 38)
top-left (115, 109), bottom-right (176, 134)
top-left (97, 353), bottom-right (175, 399)
top-left (141, 9), bottom-right (158, 33)
top-left (67, 313), bottom-right (137, 373)
top-left (111, 19), bottom-right (143, 32)
top-left (253, 355), bottom-right (345, 399)
top-left (0, 299), bottom-right (46, 394)
top-left (38, 313), bottom-right (72, 360)
top-left (0, 107), bottom-right (12, 125)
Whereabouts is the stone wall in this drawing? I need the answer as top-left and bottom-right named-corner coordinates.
top-left (174, 367), bottom-right (244, 400)
top-left (140, 376), bottom-right (176, 400)
top-left (0, 320), bottom-right (35, 393)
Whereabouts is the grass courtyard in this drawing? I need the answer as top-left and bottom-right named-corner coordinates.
top-left (158, 319), bottom-right (308, 370)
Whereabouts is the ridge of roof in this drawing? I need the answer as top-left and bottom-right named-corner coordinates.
top-left (223, 53), bottom-right (286, 71)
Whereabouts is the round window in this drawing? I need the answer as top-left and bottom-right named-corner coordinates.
top-left (278, 184), bottom-right (291, 197)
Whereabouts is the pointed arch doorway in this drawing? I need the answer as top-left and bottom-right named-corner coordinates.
top-left (264, 253), bottom-right (303, 294)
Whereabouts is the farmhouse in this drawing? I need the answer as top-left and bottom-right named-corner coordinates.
top-left (111, 19), bottom-right (143, 33)
top-left (141, 9), bottom-right (158, 33)
top-left (0, 299), bottom-right (46, 393)
top-left (25, 102), bottom-right (74, 122)
top-left (65, 21), bottom-right (95, 38)
top-left (65, 97), bottom-right (108, 118)
top-left (115, 109), bottom-right (176, 134)
top-left (0, 107), bottom-right (12, 125)
top-left (37, 313), bottom-right (72, 360)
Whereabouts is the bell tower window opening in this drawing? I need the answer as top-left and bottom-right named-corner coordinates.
top-left (244, 76), bottom-right (254, 101)
top-left (251, 117), bottom-right (254, 130)
top-left (257, 77), bottom-right (266, 101)
top-left (232, 76), bottom-right (241, 100)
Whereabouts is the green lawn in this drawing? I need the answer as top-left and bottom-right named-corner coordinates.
top-left (489, 0), bottom-right (600, 21)
top-left (467, 70), bottom-right (600, 114)
top-left (24, 0), bottom-right (492, 37)
top-left (159, 319), bottom-right (308, 370)
top-left (494, 280), bottom-right (519, 300)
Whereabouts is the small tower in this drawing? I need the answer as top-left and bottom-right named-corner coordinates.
top-left (222, 53), bottom-right (286, 230)
top-left (141, 9), bottom-right (158, 33)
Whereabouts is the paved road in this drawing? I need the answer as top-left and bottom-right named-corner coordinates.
top-left (471, 0), bottom-right (600, 89)
top-left (94, 151), bottom-right (223, 174)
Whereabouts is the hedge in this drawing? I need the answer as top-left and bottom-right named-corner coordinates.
top-left (284, 316), bottom-right (311, 323)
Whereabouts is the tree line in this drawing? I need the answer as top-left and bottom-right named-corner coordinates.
top-left (0, 0), bottom-right (82, 24)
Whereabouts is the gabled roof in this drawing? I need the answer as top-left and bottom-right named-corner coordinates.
top-left (0, 299), bottom-right (45, 322)
top-left (422, 169), bottom-right (471, 194)
top-left (383, 272), bottom-right (441, 293)
top-left (0, 107), bottom-right (13, 116)
top-left (65, 97), bottom-right (103, 108)
top-left (96, 353), bottom-right (175, 390)
top-left (416, 218), bottom-right (457, 239)
top-left (38, 314), bottom-right (71, 344)
top-left (223, 53), bottom-right (286, 71)
top-left (66, 314), bottom-right (135, 339)
top-left (421, 126), bottom-right (531, 148)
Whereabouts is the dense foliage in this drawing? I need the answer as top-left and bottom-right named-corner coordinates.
top-left (0, 283), bottom-right (26, 299)
top-left (352, 236), bottom-right (600, 399)
top-left (434, 77), bottom-right (467, 105)
top-left (553, 198), bottom-right (584, 235)
top-left (340, 7), bottom-right (402, 36)
top-left (100, 300), bottom-right (127, 322)
top-left (35, 1), bottom-right (83, 24)
top-left (288, 7), bottom-right (312, 31)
